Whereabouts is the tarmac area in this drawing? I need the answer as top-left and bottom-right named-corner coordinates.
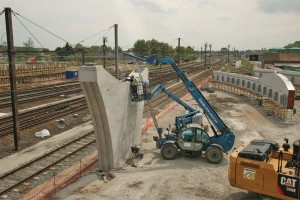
top-left (51, 90), bottom-right (300, 200)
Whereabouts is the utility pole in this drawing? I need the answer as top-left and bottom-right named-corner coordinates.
top-left (177, 38), bottom-right (181, 82)
top-left (209, 44), bottom-right (212, 67)
top-left (200, 47), bottom-right (203, 62)
top-left (103, 36), bottom-right (107, 68)
top-left (233, 47), bottom-right (235, 58)
top-left (177, 37), bottom-right (181, 65)
top-left (5, 7), bottom-right (20, 151)
top-left (114, 24), bottom-right (119, 79)
top-left (204, 43), bottom-right (207, 68)
top-left (228, 44), bottom-right (230, 63)
top-left (81, 48), bottom-right (86, 65)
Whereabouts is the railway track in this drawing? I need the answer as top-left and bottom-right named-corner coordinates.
top-left (0, 96), bottom-right (87, 137)
top-left (0, 82), bottom-right (81, 109)
top-left (0, 61), bottom-right (223, 199)
top-left (0, 131), bottom-right (96, 199)
top-left (0, 62), bottom-right (205, 109)
top-left (0, 61), bottom-right (221, 138)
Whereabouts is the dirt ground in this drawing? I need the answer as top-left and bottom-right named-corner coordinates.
top-left (52, 90), bottom-right (300, 200)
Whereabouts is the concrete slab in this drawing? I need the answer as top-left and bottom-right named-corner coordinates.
top-left (79, 65), bottom-right (144, 171)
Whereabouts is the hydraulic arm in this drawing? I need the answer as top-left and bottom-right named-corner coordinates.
top-left (146, 84), bottom-right (201, 134)
top-left (155, 57), bottom-right (229, 135)
top-left (147, 84), bottom-right (197, 112)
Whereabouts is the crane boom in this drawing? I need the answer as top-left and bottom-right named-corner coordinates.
top-left (148, 84), bottom-right (197, 113)
top-left (157, 57), bottom-right (229, 134)
top-left (124, 52), bottom-right (235, 153)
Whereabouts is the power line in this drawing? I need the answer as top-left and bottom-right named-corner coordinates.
top-left (12, 10), bottom-right (73, 46)
top-left (90, 26), bottom-right (113, 47)
top-left (12, 12), bottom-right (45, 49)
top-left (79, 25), bottom-right (114, 44)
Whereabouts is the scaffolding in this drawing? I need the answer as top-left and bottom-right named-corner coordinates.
top-left (0, 63), bottom-right (67, 87)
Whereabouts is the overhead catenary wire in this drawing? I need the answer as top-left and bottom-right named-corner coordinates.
top-left (6, 9), bottom-right (116, 65)
top-left (79, 25), bottom-right (114, 44)
top-left (12, 12), bottom-right (45, 49)
top-left (12, 10), bottom-right (73, 46)
top-left (90, 26), bottom-right (114, 47)
top-left (11, 10), bottom-right (84, 64)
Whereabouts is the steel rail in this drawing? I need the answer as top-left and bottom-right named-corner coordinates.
top-left (0, 131), bottom-right (95, 197)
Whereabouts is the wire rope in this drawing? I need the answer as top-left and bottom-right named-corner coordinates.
top-left (12, 12), bottom-right (45, 49)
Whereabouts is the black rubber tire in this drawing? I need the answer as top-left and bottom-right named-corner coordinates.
top-left (161, 143), bottom-right (178, 160)
top-left (205, 146), bottom-right (223, 164)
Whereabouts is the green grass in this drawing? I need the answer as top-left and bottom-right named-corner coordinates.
top-left (221, 60), bottom-right (253, 75)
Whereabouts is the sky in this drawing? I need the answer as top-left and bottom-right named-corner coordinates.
top-left (0, 0), bottom-right (299, 51)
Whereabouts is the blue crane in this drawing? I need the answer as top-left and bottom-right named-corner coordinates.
top-left (123, 52), bottom-right (235, 164)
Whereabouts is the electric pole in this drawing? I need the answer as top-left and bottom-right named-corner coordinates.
top-left (103, 36), bottom-right (107, 68)
top-left (209, 44), bottom-right (212, 67)
top-left (200, 47), bottom-right (203, 62)
top-left (204, 43), bottom-right (207, 68)
top-left (5, 7), bottom-right (20, 151)
top-left (233, 47), bottom-right (235, 58)
top-left (177, 37), bottom-right (181, 65)
top-left (114, 24), bottom-right (119, 79)
top-left (228, 44), bottom-right (230, 63)
top-left (176, 38), bottom-right (181, 82)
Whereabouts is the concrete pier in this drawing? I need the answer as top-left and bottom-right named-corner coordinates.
top-left (79, 65), bottom-right (144, 171)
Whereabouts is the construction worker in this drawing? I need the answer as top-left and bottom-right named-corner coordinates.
top-left (130, 75), bottom-right (138, 98)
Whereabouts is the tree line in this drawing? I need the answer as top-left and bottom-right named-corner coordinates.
top-left (0, 37), bottom-right (199, 62)
top-left (2, 37), bottom-right (299, 62)
top-left (130, 39), bottom-right (198, 62)
top-left (284, 41), bottom-right (300, 48)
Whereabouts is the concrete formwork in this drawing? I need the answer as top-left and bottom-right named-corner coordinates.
top-left (253, 68), bottom-right (300, 86)
top-left (212, 71), bottom-right (296, 119)
top-left (79, 65), bottom-right (144, 171)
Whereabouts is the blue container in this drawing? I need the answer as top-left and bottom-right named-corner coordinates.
top-left (66, 70), bottom-right (78, 79)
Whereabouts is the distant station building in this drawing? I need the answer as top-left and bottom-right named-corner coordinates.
top-left (247, 49), bottom-right (268, 62)
top-left (220, 47), bottom-right (228, 56)
top-left (262, 48), bottom-right (300, 70)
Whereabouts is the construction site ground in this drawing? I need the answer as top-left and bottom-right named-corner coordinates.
top-left (50, 89), bottom-right (300, 200)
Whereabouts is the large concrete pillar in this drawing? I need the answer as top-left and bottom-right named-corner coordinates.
top-left (79, 65), bottom-right (144, 171)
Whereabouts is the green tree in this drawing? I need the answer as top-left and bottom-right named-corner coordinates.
top-left (174, 46), bottom-right (186, 61)
top-left (132, 39), bottom-right (150, 58)
top-left (23, 37), bottom-right (34, 48)
top-left (55, 42), bottom-right (74, 56)
top-left (185, 46), bottom-right (197, 61)
top-left (74, 43), bottom-right (84, 51)
top-left (89, 45), bottom-right (100, 52)
top-left (284, 41), bottom-right (300, 48)
top-left (22, 37), bottom-right (35, 55)
top-left (147, 39), bottom-right (160, 55)
top-left (160, 42), bottom-right (174, 57)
